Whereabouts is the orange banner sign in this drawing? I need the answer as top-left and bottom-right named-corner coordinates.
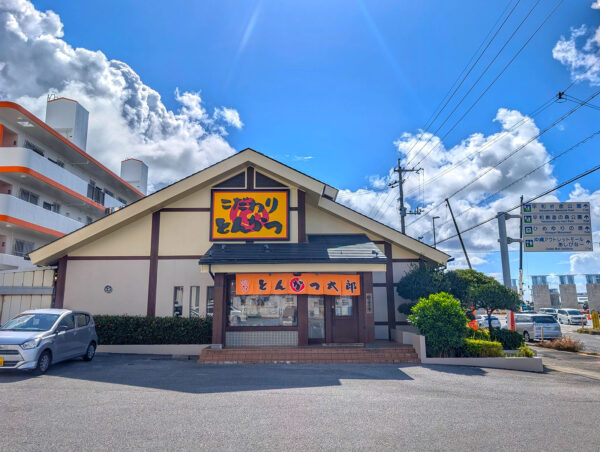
top-left (236, 273), bottom-right (361, 296)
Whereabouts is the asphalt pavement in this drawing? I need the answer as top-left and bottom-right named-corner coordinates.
top-left (2, 354), bottom-right (600, 451)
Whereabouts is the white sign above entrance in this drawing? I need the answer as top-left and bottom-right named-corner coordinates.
top-left (522, 202), bottom-right (593, 252)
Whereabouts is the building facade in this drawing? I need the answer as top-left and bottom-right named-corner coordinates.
top-left (30, 149), bottom-right (449, 347)
top-left (0, 98), bottom-right (147, 270)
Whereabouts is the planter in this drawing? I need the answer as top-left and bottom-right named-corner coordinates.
top-left (398, 331), bottom-right (543, 373)
top-left (97, 344), bottom-right (211, 355)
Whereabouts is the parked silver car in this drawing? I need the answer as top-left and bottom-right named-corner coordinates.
top-left (557, 309), bottom-right (587, 326)
top-left (538, 308), bottom-right (558, 320)
top-left (0, 309), bottom-right (98, 373)
top-left (513, 314), bottom-right (562, 342)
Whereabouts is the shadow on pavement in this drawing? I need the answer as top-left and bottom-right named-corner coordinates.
top-left (422, 364), bottom-right (487, 376)
top-left (1, 354), bottom-right (424, 394)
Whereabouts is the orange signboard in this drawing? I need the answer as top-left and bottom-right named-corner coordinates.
top-left (236, 273), bottom-right (361, 296)
top-left (211, 190), bottom-right (289, 241)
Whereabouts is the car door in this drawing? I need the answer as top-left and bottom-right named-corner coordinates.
top-left (54, 314), bottom-right (78, 361)
top-left (74, 313), bottom-right (92, 355)
top-left (557, 309), bottom-right (566, 324)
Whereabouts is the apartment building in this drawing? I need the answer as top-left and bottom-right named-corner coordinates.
top-left (0, 97), bottom-right (147, 270)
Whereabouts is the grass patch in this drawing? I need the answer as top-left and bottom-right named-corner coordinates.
top-left (538, 336), bottom-right (583, 352)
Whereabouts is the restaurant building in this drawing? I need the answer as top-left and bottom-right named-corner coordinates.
top-left (29, 149), bottom-right (449, 347)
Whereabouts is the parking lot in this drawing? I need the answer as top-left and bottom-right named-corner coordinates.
top-left (2, 354), bottom-right (600, 451)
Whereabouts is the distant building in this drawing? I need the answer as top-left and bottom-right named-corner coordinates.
top-left (0, 97), bottom-right (147, 270)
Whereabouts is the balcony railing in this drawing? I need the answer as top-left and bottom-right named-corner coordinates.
top-left (0, 193), bottom-right (83, 235)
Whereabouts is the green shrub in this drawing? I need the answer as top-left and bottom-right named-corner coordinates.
top-left (464, 339), bottom-right (504, 357)
top-left (489, 329), bottom-right (524, 350)
top-left (397, 302), bottom-right (417, 316)
top-left (409, 292), bottom-right (468, 357)
top-left (94, 315), bottom-right (212, 345)
top-left (467, 327), bottom-right (490, 341)
top-left (518, 345), bottom-right (534, 358)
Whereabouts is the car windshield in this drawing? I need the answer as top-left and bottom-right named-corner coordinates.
top-left (0, 313), bottom-right (60, 331)
top-left (533, 315), bottom-right (557, 324)
top-left (566, 309), bottom-right (581, 315)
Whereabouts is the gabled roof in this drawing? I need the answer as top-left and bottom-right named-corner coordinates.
top-left (29, 148), bottom-right (450, 266)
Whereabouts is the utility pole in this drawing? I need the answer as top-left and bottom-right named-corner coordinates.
top-left (445, 198), bottom-right (472, 269)
top-left (391, 159), bottom-right (422, 234)
top-left (432, 216), bottom-right (440, 248)
top-left (519, 195), bottom-right (524, 301)
top-left (497, 211), bottom-right (522, 287)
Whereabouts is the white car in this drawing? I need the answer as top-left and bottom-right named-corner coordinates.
top-left (476, 315), bottom-right (501, 330)
top-left (557, 309), bottom-right (587, 326)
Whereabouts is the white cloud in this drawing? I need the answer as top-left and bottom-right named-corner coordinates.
top-left (593, 1), bottom-right (600, 10)
top-left (568, 184), bottom-right (600, 274)
top-left (553, 24), bottom-right (600, 86)
top-left (337, 108), bottom-right (558, 264)
top-left (0, 0), bottom-right (242, 190)
top-left (293, 155), bottom-right (313, 161)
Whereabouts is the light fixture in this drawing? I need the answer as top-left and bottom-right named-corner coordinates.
top-left (17, 121), bottom-right (33, 128)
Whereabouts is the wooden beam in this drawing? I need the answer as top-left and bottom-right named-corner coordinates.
top-left (53, 256), bottom-right (67, 308)
top-left (297, 189), bottom-right (306, 243)
top-left (146, 211), bottom-right (160, 317)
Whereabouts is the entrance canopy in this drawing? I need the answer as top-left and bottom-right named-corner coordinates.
top-left (199, 234), bottom-right (387, 272)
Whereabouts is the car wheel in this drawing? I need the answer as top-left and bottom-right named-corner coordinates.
top-left (523, 331), bottom-right (531, 342)
top-left (37, 350), bottom-right (52, 373)
top-left (83, 343), bottom-right (96, 362)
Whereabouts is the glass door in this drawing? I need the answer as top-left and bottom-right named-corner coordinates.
top-left (308, 296), bottom-right (325, 342)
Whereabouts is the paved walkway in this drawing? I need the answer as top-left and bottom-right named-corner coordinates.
top-left (531, 346), bottom-right (600, 380)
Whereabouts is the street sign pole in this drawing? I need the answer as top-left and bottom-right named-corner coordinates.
top-left (497, 213), bottom-right (512, 288)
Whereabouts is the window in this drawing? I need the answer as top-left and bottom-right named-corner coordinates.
top-left (173, 286), bottom-right (183, 317)
top-left (47, 157), bottom-right (64, 168)
top-left (58, 315), bottom-right (75, 330)
top-left (206, 286), bottom-right (214, 316)
top-left (335, 296), bottom-right (353, 316)
top-left (118, 197), bottom-right (127, 205)
top-left (43, 201), bottom-right (52, 211)
top-left (86, 216), bottom-right (93, 224)
top-left (227, 279), bottom-right (297, 327)
top-left (13, 239), bottom-right (34, 257)
top-left (190, 286), bottom-right (200, 317)
top-left (75, 314), bottom-right (90, 327)
top-left (19, 189), bottom-right (39, 205)
top-left (87, 181), bottom-right (105, 205)
top-left (52, 203), bottom-right (60, 213)
top-left (104, 188), bottom-right (114, 198)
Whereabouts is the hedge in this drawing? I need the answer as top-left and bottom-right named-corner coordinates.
top-left (463, 339), bottom-right (504, 357)
top-left (489, 329), bottom-right (524, 350)
top-left (93, 315), bottom-right (212, 345)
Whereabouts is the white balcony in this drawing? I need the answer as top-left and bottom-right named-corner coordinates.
top-left (0, 147), bottom-right (90, 199)
top-left (0, 193), bottom-right (83, 235)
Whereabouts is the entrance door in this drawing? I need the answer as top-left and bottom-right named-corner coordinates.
top-left (307, 296), bottom-right (325, 343)
top-left (331, 296), bottom-right (359, 343)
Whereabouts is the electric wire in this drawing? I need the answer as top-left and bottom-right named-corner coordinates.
top-left (404, 0), bottom-right (521, 167)
top-left (406, 87), bottom-right (599, 228)
top-left (410, 0), bottom-right (563, 171)
top-left (436, 163), bottom-right (600, 245)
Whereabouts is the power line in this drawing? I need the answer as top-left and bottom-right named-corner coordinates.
top-left (404, 0), bottom-right (521, 167)
top-left (407, 88), bottom-right (600, 228)
top-left (436, 162), bottom-right (600, 246)
top-left (402, 96), bottom-right (555, 199)
top-left (410, 0), bottom-right (563, 170)
top-left (449, 127), bottom-right (600, 222)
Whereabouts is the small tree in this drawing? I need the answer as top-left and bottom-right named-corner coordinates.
top-left (469, 282), bottom-right (520, 330)
top-left (396, 264), bottom-right (448, 315)
top-left (446, 269), bottom-right (498, 308)
top-left (409, 292), bottom-right (468, 357)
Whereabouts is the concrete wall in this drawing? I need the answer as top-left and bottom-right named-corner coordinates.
top-left (559, 284), bottom-right (579, 308)
top-left (532, 284), bottom-right (551, 310)
top-left (63, 259), bottom-right (149, 315)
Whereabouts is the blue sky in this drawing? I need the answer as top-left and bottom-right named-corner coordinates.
top-left (15, 1), bottom-right (600, 295)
